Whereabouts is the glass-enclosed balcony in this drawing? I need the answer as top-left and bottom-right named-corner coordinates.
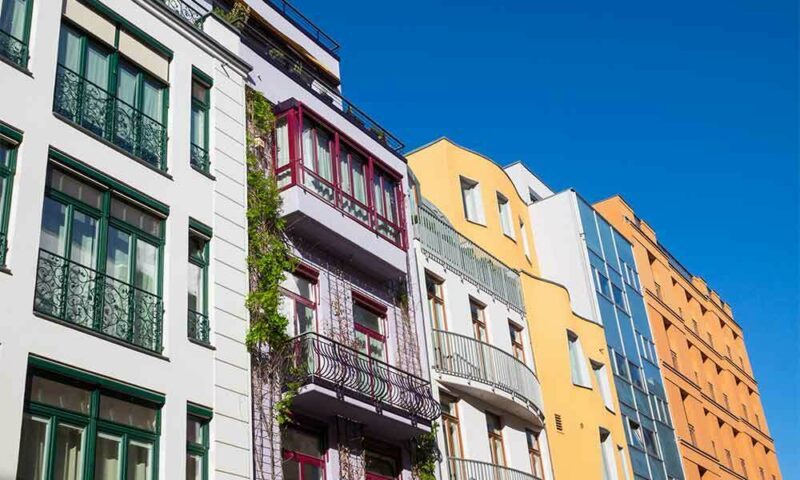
top-left (34, 249), bottom-right (163, 353)
top-left (289, 332), bottom-right (440, 424)
top-left (416, 202), bottom-right (524, 312)
top-left (447, 457), bottom-right (538, 480)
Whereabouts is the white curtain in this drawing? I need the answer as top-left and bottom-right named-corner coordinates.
top-left (127, 441), bottom-right (152, 480)
top-left (0, 0), bottom-right (26, 39)
top-left (187, 262), bottom-right (202, 312)
top-left (135, 240), bottom-right (158, 294)
top-left (70, 211), bottom-right (98, 267)
top-left (85, 44), bottom-right (109, 87)
top-left (301, 119), bottom-right (314, 170)
top-left (338, 148), bottom-right (351, 193)
top-left (142, 80), bottom-right (162, 123)
top-left (58, 27), bottom-right (81, 71)
top-left (275, 118), bottom-right (290, 168)
top-left (105, 227), bottom-right (131, 283)
top-left (54, 424), bottom-right (85, 480)
top-left (352, 158), bottom-right (366, 203)
top-left (315, 128), bottom-right (332, 182)
top-left (94, 434), bottom-right (121, 480)
top-left (190, 104), bottom-right (205, 147)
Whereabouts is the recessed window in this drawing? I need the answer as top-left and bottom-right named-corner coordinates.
top-left (628, 419), bottom-right (645, 450)
top-left (0, 136), bottom-right (19, 266)
top-left (460, 177), bottom-right (484, 224)
top-left (0, 0), bottom-right (32, 68)
top-left (188, 228), bottom-right (210, 344)
top-left (520, 219), bottom-right (531, 260)
top-left (497, 192), bottom-right (514, 238)
top-left (440, 393), bottom-right (463, 458)
top-left (470, 298), bottom-right (487, 342)
top-left (528, 188), bottom-right (540, 204)
top-left (486, 412), bottom-right (506, 467)
top-left (509, 321), bottom-right (525, 362)
top-left (567, 331), bottom-right (592, 388)
top-left (353, 294), bottom-right (387, 361)
top-left (365, 447), bottom-right (399, 479)
top-left (425, 273), bottom-right (446, 331)
top-left (592, 362), bottom-right (615, 411)
top-left (190, 72), bottom-right (211, 173)
top-left (281, 267), bottom-right (318, 336)
top-left (282, 425), bottom-right (325, 480)
top-left (600, 429), bottom-right (619, 480)
top-left (187, 409), bottom-right (211, 480)
top-left (527, 429), bottom-right (545, 478)
top-left (643, 427), bottom-right (660, 458)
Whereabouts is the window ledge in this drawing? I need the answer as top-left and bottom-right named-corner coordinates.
top-left (189, 338), bottom-right (216, 350)
top-left (572, 382), bottom-right (593, 391)
top-left (34, 311), bottom-right (170, 361)
top-left (53, 113), bottom-right (174, 181)
top-left (503, 232), bottom-right (516, 242)
top-left (191, 165), bottom-right (216, 181)
top-left (465, 217), bottom-right (487, 228)
top-left (0, 55), bottom-right (32, 77)
top-left (0, 265), bottom-right (11, 275)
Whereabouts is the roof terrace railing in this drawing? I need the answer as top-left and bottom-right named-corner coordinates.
top-left (262, 0), bottom-right (340, 54)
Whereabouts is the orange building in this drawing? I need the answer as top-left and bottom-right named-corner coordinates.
top-left (594, 196), bottom-right (782, 480)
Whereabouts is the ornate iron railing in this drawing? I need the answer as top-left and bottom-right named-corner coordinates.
top-left (190, 143), bottom-right (210, 173)
top-left (53, 64), bottom-right (168, 170)
top-left (0, 28), bottom-right (27, 68)
top-left (0, 232), bottom-right (7, 266)
top-left (290, 332), bottom-right (440, 423)
top-left (432, 329), bottom-right (541, 414)
top-left (34, 249), bottom-right (163, 353)
top-left (161, 0), bottom-right (206, 27)
top-left (188, 309), bottom-right (210, 344)
top-left (416, 203), bottom-right (525, 313)
top-left (447, 457), bottom-right (538, 480)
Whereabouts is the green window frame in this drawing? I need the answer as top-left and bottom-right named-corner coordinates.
top-left (16, 358), bottom-right (163, 480)
top-left (186, 404), bottom-right (211, 480)
top-left (0, 0), bottom-right (34, 69)
top-left (0, 121), bottom-right (21, 267)
top-left (187, 220), bottom-right (210, 344)
top-left (34, 154), bottom-right (167, 353)
top-left (53, 19), bottom-right (170, 171)
top-left (190, 68), bottom-right (211, 174)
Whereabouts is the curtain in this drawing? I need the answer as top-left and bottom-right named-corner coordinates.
top-left (58, 27), bottom-right (81, 71)
top-left (16, 415), bottom-right (49, 480)
top-left (135, 240), bottom-right (158, 294)
top-left (315, 128), bottom-right (332, 181)
top-left (93, 434), bottom-right (121, 480)
top-left (142, 80), bottom-right (162, 123)
top-left (275, 118), bottom-right (290, 168)
top-left (352, 157), bottom-right (366, 203)
top-left (54, 424), bottom-right (85, 480)
top-left (105, 227), bottom-right (131, 283)
top-left (70, 211), bottom-right (98, 267)
top-left (126, 441), bottom-right (152, 480)
top-left (383, 180), bottom-right (397, 222)
top-left (0, 0), bottom-right (26, 39)
top-left (338, 147), bottom-right (351, 193)
top-left (190, 103), bottom-right (205, 147)
top-left (301, 119), bottom-right (314, 170)
top-left (85, 44), bottom-right (109, 87)
top-left (187, 262), bottom-right (202, 312)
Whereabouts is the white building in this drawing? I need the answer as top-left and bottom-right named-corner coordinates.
top-left (0, 0), bottom-right (254, 478)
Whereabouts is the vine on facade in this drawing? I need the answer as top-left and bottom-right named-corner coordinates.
top-left (213, 0), bottom-right (251, 29)
top-left (411, 422), bottom-right (441, 480)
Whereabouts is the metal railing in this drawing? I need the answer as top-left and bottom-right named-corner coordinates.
top-left (161, 0), bottom-right (207, 27)
top-left (290, 332), bottom-right (440, 423)
top-left (416, 203), bottom-right (524, 313)
top-left (53, 64), bottom-right (168, 170)
top-left (241, 23), bottom-right (403, 152)
top-left (34, 249), bottom-right (163, 353)
top-left (447, 457), bottom-right (538, 480)
top-left (190, 143), bottom-right (210, 173)
top-left (261, 0), bottom-right (340, 53)
top-left (0, 232), bottom-right (6, 266)
top-left (432, 329), bottom-right (540, 413)
top-left (188, 309), bottom-right (210, 344)
top-left (0, 28), bottom-right (27, 68)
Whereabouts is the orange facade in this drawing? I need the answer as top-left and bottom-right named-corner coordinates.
top-left (594, 196), bottom-right (782, 480)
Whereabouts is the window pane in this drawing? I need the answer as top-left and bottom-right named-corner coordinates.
top-left (296, 303), bottom-right (314, 334)
top-left (283, 459), bottom-right (300, 480)
top-left (187, 417), bottom-right (204, 445)
top-left (99, 395), bottom-right (158, 432)
top-left (135, 239), bottom-right (159, 294)
top-left (186, 453), bottom-right (202, 480)
top-left (39, 198), bottom-right (68, 255)
top-left (275, 117), bottom-right (290, 175)
top-left (16, 414), bottom-right (50, 480)
top-left (53, 423), bottom-right (85, 480)
top-left (105, 226), bottom-right (131, 283)
top-left (353, 303), bottom-right (381, 333)
top-left (110, 198), bottom-right (160, 236)
top-left (191, 81), bottom-right (207, 103)
top-left (70, 210), bottom-right (99, 267)
top-left (368, 336), bottom-right (386, 361)
top-left (283, 427), bottom-right (322, 458)
top-left (127, 440), bottom-right (153, 480)
top-left (58, 26), bottom-right (82, 71)
top-left (47, 168), bottom-right (103, 210)
top-left (84, 43), bottom-right (109, 87)
top-left (29, 375), bottom-right (91, 414)
top-left (191, 104), bottom-right (206, 147)
top-left (189, 234), bottom-right (206, 261)
top-left (365, 451), bottom-right (397, 476)
top-left (302, 463), bottom-right (323, 480)
top-left (142, 79), bottom-right (164, 123)
top-left (93, 433), bottom-right (122, 480)
top-left (188, 262), bottom-right (202, 312)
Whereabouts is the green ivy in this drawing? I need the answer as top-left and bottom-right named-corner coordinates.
top-left (411, 422), bottom-right (441, 480)
top-left (213, 1), bottom-right (250, 28)
top-left (245, 87), bottom-right (297, 426)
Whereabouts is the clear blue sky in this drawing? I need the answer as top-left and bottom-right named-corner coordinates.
top-left (291, 0), bottom-right (798, 474)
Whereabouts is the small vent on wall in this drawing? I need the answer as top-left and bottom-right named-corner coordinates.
top-left (554, 413), bottom-right (564, 432)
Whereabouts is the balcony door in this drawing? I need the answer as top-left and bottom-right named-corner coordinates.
top-left (353, 295), bottom-right (388, 402)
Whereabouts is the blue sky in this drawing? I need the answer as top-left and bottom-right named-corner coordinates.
top-left (290, 0), bottom-right (798, 474)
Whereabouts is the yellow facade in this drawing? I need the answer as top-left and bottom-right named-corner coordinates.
top-left (409, 138), bottom-right (633, 480)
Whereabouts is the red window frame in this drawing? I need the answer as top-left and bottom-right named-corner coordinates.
top-left (273, 102), bottom-right (407, 249)
top-left (282, 422), bottom-right (326, 480)
top-left (352, 290), bottom-right (387, 359)
top-left (281, 263), bottom-right (320, 335)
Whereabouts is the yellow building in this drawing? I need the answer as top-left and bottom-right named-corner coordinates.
top-left (409, 138), bottom-right (633, 480)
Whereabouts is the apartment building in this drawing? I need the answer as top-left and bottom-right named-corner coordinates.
top-left (410, 176), bottom-right (551, 480)
top-left (0, 0), bottom-right (254, 478)
top-left (507, 163), bottom-right (684, 480)
top-left (408, 138), bottom-right (634, 480)
top-left (594, 196), bottom-right (783, 480)
top-left (218, 1), bottom-right (440, 478)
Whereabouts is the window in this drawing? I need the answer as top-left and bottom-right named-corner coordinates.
top-left (188, 227), bottom-right (210, 344)
top-left (460, 177), bottom-right (484, 224)
top-left (613, 351), bottom-right (629, 381)
top-left (497, 193), bottom-right (514, 238)
top-left (16, 365), bottom-right (161, 480)
top-left (612, 284), bottom-right (626, 311)
top-left (55, 23), bottom-right (168, 169)
top-left (190, 71), bottom-right (211, 173)
top-left (526, 429), bottom-right (544, 478)
top-left (643, 427), bottom-right (659, 457)
top-left (594, 268), bottom-right (612, 298)
top-left (372, 165), bottom-right (402, 245)
top-left (300, 116), bottom-right (335, 201)
top-left (528, 188), bottom-right (539, 204)
top-left (440, 393), bottom-right (463, 458)
top-left (0, 0), bottom-right (32, 68)
top-left (339, 142), bottom-right (369, 224)
top-left (593, 362), bottom-right (615, 411)
top-left (426, 273), bottom-right (446, 331)
top-left (0, 131), bottom-right (19, 266)
top-left (281, 268), bottom-right (318, 336)
top-left (568, 331), bottom-right (592, 387)
top-left (520, 219), bottom-right (531, 260)
top-left (600, 429), bottom-right (619, 480)
top-left (623, 262), bottom-right (639, 291)
top-left (509, 321), bottom-right (525, 362)
top-left (486, 412), bottom-right (505, 466)
top-left (365, 447), bottom-right (399, 480)
top-left (628, 419), bottom-right (645, 450)
top-left (629, 362), bottom-right (645, 390)
top-left (186, 407), bottom-right (211, 480)
top-left (470, 299), bottom-right (487, 342)
top-left (34, 163), bottom-right (165, 352)
top-left (353, 294), bottom-right (386, 361)
top-left (282, 425), bottom-right (325, 480)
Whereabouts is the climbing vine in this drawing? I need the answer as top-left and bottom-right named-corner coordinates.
top-left (213, 0), bottom-right (250, 28)
top-left (411, 422), bottom-right (441, 480)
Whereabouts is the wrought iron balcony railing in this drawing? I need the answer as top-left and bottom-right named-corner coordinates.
top-left (0, 28), bottom-right (27, 69)
top-left (53, 64), bottom-right (168, 170)
top-left (34, 249), bottom-right (163, 353)
top-left (0, 232), bottom-right (7, 266)
top-left (432, 329), bottom-right (541, 414)
top-left (416, 203), bottom-right (525, 313)
top-left (188, 309), bottom-right (210, 344)
top-left (447, 457), bottom-right (538, 480)
top-left (290, 332), bottom-right (440, 423)
top-left (190, 143), bottom-right (210, 173)
top-left (160, 0), bottom-right (206, 28)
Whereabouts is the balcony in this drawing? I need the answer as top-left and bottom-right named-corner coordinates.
top-left (288, 332), bottom-right (439, 437)
top-left (0, 28), bottom-right (27, 69)
top-left (432, 329), bottom-right (543, 423)
top-left (53, 64), bottom-right (167, 171)
top-left (34, 249), bottom-right (163, 353)
top-left (447, 457), bottom-right (538, 480)
top-left (416, 202), bottom-right (525, 313)
top-left (261, 0), bottom-right (340, 54)
top-left (188, 309), bottom-right (210, 344)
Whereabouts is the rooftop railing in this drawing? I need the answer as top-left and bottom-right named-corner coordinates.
top-left (416, 203), bottom-right (525, 313)
top-left (290, 332), bottom-right (440, 424)
top-left (261, 0), bottom-right (340, 54)
top-left (447, 457), bottom-right (538, 480)
top-left (160, 0), bottom-right (207, 27)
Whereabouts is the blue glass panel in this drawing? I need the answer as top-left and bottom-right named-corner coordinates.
top-left (648, 457), bottom-right (667, 480)
top-left (597, 216), bottom-right (620, 268)
top-left (659, 426), bottom-right (684, 479)
top-left (615, 377), bottom-right (636, 409)
top-left (629, 447), bottom-right (650, 478)
top-left (578, 199), bottom-right (602, 255)
top-left (644, 363), bottom-right (666, 398)
top-left (636, 389), bottom-right (653, 419)
top-left (629, 292), bottom-right (652, 335)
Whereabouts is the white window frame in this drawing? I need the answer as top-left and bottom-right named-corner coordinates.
top-left (592, 361), bottom-right (615, 411)
top-left (520, 218), bottom-right (531, 260)
top-left (567, 331), bottom-right (592, 388)
top-left (600, 429), bottom-right (619, 480)
top-left (497, 192), bottom-right (514, 239)
top-left (460, 176), bottom-right (485, 224)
